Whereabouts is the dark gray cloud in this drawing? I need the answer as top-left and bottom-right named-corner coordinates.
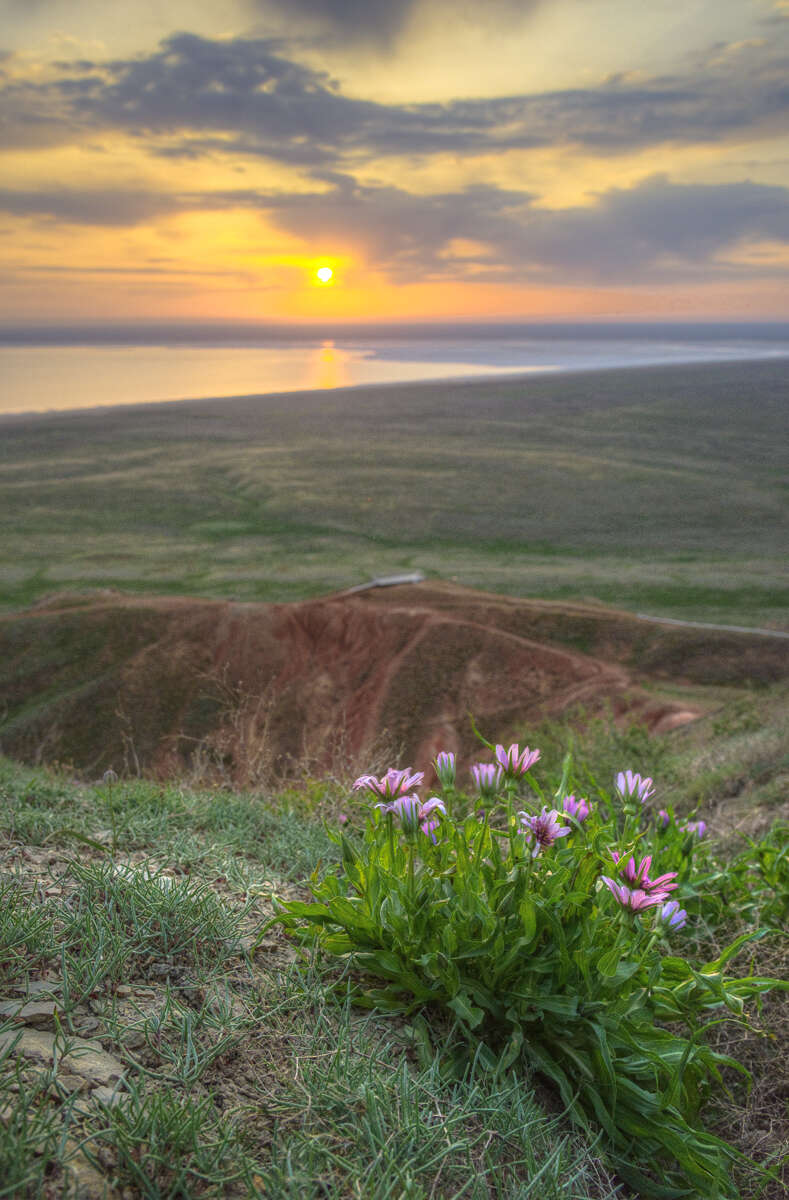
top-left (2, 33), bottom-right (788, 161)
top-left (6, 174), bottom-right (786, 285)
top-left (256, 173), bottom-right (789, 282)
top-left (511, 176), bottom-right (789, 282)
top-left (252, 0), bottom-right (541, 47)
top-left (256, 0), bottom-right (420, 44)
top-left (0, 187), bottom-right (181, 225)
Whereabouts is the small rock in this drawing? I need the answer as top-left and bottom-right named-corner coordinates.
top-left (92, 1084), bottom-right (129, 1107)
top-left (63, 1140), bottom-right (120, 1199)
top-left (118, 1028), bottom-right (146, 1051)
top-left (8, 979), bottom-right (61, 997)
top-left (148, 962), bottom-right (177, 978)
top-left (58, 1073), bottom-right (89, 1095)
top-left (0, 1029), bottom-right (126, 1088)
top-left (62, 1040), bottom-right (125, 1087)
top-left (72, 1015), bottom-right (102, 1036)
top-left (0, 1028), bottom-right (56, 1068)
top-left (0, 999), bottom-right (59, 1028)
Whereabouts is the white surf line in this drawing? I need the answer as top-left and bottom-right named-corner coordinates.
top-left (634, 613), bottom-right (789, 640)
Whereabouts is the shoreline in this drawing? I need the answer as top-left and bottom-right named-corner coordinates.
top-left (1, 350), bottom-right (788, 424)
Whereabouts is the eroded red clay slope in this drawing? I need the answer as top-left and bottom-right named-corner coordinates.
top-left (1, 583), bottom-right (785, 781)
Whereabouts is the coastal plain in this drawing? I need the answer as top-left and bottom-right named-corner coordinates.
top-left (0, 358), bottom-right (786, 628)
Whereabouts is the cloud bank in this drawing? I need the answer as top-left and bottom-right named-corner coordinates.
top-left (2, 22), bottom-right (788, 304)
top-left (3, 33), bottom-right (788, 162)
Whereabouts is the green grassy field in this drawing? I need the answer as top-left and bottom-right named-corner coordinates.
top-left (0, 691), bottom-right (786, 1198)
top-left (1, 359), bottom-right (787, 626)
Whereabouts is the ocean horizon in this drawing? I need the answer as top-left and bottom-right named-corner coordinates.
top-left (2, 321), bottom-right (788, 415)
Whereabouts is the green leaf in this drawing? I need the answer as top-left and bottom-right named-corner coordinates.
top-left (448, 991), bottom-right (485, 1029)
top-left (519, 897), bottom-right (537, 946)
top-left (499, 1025), bottom-right (524, 1071)
top-left (328, 896), bottom-right (373, 931)
top-left (597, 947), bottom-right (622, 977)
top-left (277, 899), bottom-right (333, 921)
top-left (535, 994), bottom-right (579, 1019)
top-left (47, 827), bottom-right (111, 855)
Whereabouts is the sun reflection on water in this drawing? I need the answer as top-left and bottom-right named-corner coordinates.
top-left (309, 339), bottom-right (350, 389)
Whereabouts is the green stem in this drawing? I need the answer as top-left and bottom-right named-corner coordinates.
top-left (387, 812), bottom-right (396, 870)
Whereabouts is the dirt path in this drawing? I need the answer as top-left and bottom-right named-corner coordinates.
top-left (633, 613), bottom-right (789, 639)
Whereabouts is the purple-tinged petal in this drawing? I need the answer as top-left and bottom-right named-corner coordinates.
top-left (660, 900), bottom-right (688, 930)
top-left (562, 794), bottom-right (590, 822)
top-left (601, 876), bottom-right (671, 912)
top-left (644, 871), bottom-right (678, 893)
top-left (681, 820), bottom-right (707, 839)
top-left (471, 763), bottom-right (503, 796)
top-left (520, 807), bottom-right (569, 855)
top-left (615, 771), bottom-right (655, 804)
top-left (433, 752), bottom-right (456, 786)
top-left (420, 817), bottom-right (441, 843)
top-left (496, 743), bottom-right (541, 776)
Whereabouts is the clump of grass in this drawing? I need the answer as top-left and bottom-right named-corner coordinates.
top-left (0, 877), bottom-right (57, 986)
top-left (63, 858), bottom-right (251, 971)
top-left (244, 963), bottom-right (622, 1200)
top-left (119, 984), bottom-right (252, 1087)
top-left (86, 1081), bottom-right (257, 1198)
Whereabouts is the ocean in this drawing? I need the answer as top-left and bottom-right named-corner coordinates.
top-left (1, 322), bottom-right (788, 415)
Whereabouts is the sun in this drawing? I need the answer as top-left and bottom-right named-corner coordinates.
top-left (316, 266), bottom-right (334, 284)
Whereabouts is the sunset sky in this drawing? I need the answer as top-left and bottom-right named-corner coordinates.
top-left (2, 0), bottom-right (789, 324)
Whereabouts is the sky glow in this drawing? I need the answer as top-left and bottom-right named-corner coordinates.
top-left (1, 0), bottom-right (789, 324)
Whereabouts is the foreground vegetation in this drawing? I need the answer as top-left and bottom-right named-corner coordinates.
top-left (1, 360), bottom-right (787, 627)
top-left (0, 693), bottom-right (786, 1198)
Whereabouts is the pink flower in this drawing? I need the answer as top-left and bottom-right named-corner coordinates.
top-left (338, 812), bottom-right (349, 827)
top-left (657, 809), bottom-right (670, 829)
top-left (562, 794), bottom-right (590, 822)
top-left (433, 751), bottom-right (456, 787)
top-left (644, 870), bottom-right (678, 894)
top-left (659, 900), bottom-right (688, 930)
top-left (600, 876), bottom-right (671, 912)
top-left (518, 807), bottom-right (570, 857)
top-left (681, 820), bottom-right (707, 839)
top-left (614, 771), bottom-right (655, 804)
top-left (421, 817), bottom-right (441, 844)
top-left (611, 851), bottom-right (651, 885)
top-left (378, 794), bottom-right (446, 838)
top-left (611, 851), bottom-right (678, 894)
top-left (471, 763), bottom-right (503, 797)
top-left (353, 768), bottom-right (424, 801)
top-left (494, 743), bottom-right (541, 777)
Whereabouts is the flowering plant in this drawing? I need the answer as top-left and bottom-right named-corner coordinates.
top-left (272, 741), bottom-right (785, 1198)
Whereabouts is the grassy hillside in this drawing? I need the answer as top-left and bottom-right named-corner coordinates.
top-left (0, 693), bottom-right (786, 1198)
top-left (1, 359), bottom-right (787, 627)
